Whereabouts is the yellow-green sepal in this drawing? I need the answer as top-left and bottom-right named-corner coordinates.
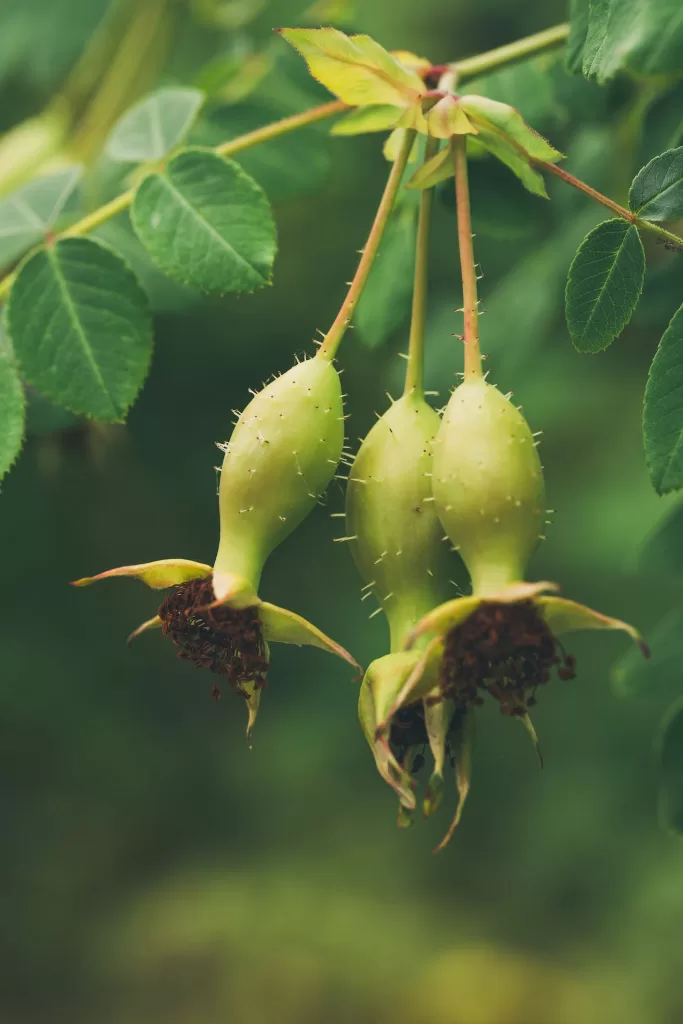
top-left (423, 692), bottom-right (455, 817)
top-left (127, 615), bottom-right (162, 646)
top-left (71, 558), bottom-right (212, 589)
top-left (433, 709), bottom-right (475, 853)
top-left (537, 596), bottom-right (649, 656)
top-left (358, 652), bottom-right (426, 809)
top-left (258, 601), bottom-right (360, 671)
top-left (406, 581), bottom-right (559, 647)
top-left (427, 95), bottom-right (478, 139)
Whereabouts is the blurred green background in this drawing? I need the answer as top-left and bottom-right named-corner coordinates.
top-left (2, 1), bottom-right (683, 1022)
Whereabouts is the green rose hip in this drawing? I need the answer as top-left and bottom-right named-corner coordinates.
top-left (433, 376), bottom-right (544, 595)
top-left (214, 356), bottom-right (344, 601)
top-left (73, 353), bottom-right (357, 740)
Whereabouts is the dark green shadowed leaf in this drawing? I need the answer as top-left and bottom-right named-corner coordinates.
top-left (578, 0), bottom-right (683, 82)
top-left (657, 698), bottom-right (683, 836)
top-left (5, 238), bottom-right (152, 422)
top-left (0, 165), bottom-right (82, 268)
top-left (565, 218), bottom-right (645, 353)
top-left (132, 148), bottom-right (277, 293)
top-left (629, 148), bottom-right (683, 223)
top-left (566, 0), bottom-right (589, 74)
top-left (194, 102), bottom-right (330, 201)
top-left (640, 497), bottom-right (683, 576)
top-left (355, 203), bottom-right (417, 348)
top-left (105, 87), bottom-right (205, 163)
top-left (643, 304), bottom-right (683, 495)
top-left (0, 339), bottom-right (25, 479)
top-left (612, 608), bottom-right (683, 700)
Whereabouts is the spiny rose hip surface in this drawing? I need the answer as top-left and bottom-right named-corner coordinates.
top-left (433, 376), bottom-right (545, 595)
top-left (214, 356), bottom-right (344, 590)
top-left (346, 393), bottom-right (451, 651)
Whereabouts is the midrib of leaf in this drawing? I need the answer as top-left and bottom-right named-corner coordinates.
top-left (578, 225), bottom-right (634, 339)
top-left (45, 246), bottom-right (115, 415)
top-left (154, 172), bottom-right (268, 282)
top-left (10, 195), bottom-right (44, 230)
top-left (311, 43), bottom-right (418, 102)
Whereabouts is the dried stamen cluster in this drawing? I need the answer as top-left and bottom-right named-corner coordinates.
top-left (440, 600), bottom-right (576, 717)
top-left (158, 577), bottom-right (268, 698)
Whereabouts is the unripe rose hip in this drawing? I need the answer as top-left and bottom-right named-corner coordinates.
top-left (73, 352), bottom-right (357, 739)
top-left (214, 356), bottom-right (344, 598)
top-left (346, 392), bottom-right (451, 649)
top-left (433, 376), bottom-right (544, 595)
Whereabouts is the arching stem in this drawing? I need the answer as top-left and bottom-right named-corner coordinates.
top-left (317, 130), bottom-right (415, 362)
top-left (404, 136), bottom-right (438, 398)
top-left (452, 134), bottom-right (482, 379)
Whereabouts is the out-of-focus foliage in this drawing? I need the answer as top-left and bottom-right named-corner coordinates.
top-left (3, 2), bottom-right (683, 1024)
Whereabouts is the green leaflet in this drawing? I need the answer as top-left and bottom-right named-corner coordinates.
top-left (0, 338), bottom-right (25, 479)
top-left (132, 148), bottom-right (277, 293)
top-left (643, 304), bottom-right (683, 495)
top-left (105, 87), bottom-right (205, 163)
top-left (278, 27), bottom-right (425, 108)
top-left (570, 0), bottom-right (683, 82)
top-left (565, 218), bottom-right (645, 353)
top-left (5, 237), bottom-right (152, 421)
top-left (629, 147), bottom-right (683, 223)
top-left (0, 165), bottom-right (82, 268)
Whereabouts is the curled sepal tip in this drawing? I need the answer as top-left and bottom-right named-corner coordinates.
top-left (520, 713), bottom-right (544, 770)
top-left (537, 596), bottom-right (649, 658)
top-left (127, 615), bottom-right (162, 647)
top-left (72, 558), bottom-right (212, 590)
top-left (423, 693), bottom-right (454, 818)
top-left (433, 710), bottom-right (475, 855)
top-left (239, 678), bottom-right (263, 746)
top-left (259, 601), bottom-right (361, 672)
top-left (358, 652), bottom-right (427, 810)
top-left (397, 802), bottom-right (415, 829)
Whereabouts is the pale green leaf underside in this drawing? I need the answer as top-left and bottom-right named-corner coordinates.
top-left (0, 164), bottom-right (82, 268)
top-left (565, 218), bottom-right (645, 353)
top-left (5, 237), bottom-right (152, 421)
top-left (643, 304), bottom-right (683, 494)
top-left (330, 104), bottom-right (402, 136)
top-left (132, 148), bottom-right (277, 293)
top-left (629, 147), bottom-right (683, 223)
top-left (105, 87), bottom-right (205, 163)
top-left (0, 340), bottom-right (25, 479)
